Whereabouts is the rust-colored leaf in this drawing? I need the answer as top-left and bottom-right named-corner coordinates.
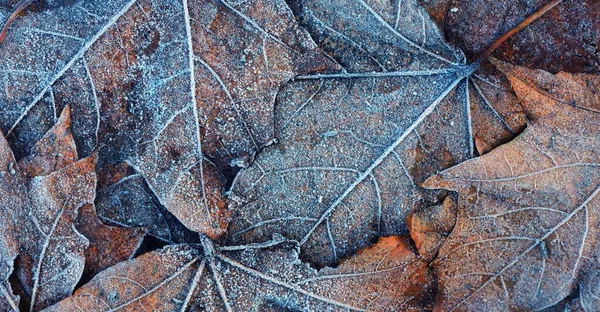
top-left (406, 195), bottom-right (457, 261)
top-left (423, 61), bottom-right (600, 311)
top-left (75, 203), bottom-right (146, 284)
top-left (44, 236), bottom-right (433, 311)
top-left (442, 0), bottom-right (600, 74)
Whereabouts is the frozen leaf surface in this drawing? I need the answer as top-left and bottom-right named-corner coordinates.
top-left (0, 107), bottom-right (96, 311)
top-left (423, 61), bottom-right (600, 311)
top-left (44, 235), bottom-right (433, 311)
top-left (228, 0), bottom-right (523, 267)
top-left (0, 129), bottom-right (20, 311)
top-left (0, 0), bottom-right (331, 238)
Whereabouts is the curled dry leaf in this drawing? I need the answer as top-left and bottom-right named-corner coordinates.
top-left (44, 235), bottom-right (433, 311)
top-left (406, 195), bottom-right (457, 261)
top-left (0, 106), bottom-right (94, 311)
top-left (0, 0), bottom-right (331, 238)
top-left (227, 0), bottom-right (523, 267)
top-left (423, 60), bottom-right (600, 311)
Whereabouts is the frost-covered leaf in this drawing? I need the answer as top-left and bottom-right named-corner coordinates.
top-left (0, 131), bottom-right (20, 311)
top-left (227, 0), bottom-right (523, 267)
top-left (95, 172), bottom-right (199, 244)
top-left (423, 61), bottom-right (600, 311)
top-left (0, 106), bottom-right (97, 311)
top-left (44, 235), bottom-right (433, 311)
top-left (75, 203), bottom-right (146, 284)
top-left (0, 0), bottom-right (331, 238)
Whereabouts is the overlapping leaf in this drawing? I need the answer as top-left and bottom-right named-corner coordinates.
top-left (227, 0), bottom-right (524, 267)
top-left (0, 107), bottom-right (94, 311)
top-left (423, 60), bottom-right (600, 311)
top-left (44, 235), bottom-right (433, 311)
top-left (0, 0), bottom-right (331, 238)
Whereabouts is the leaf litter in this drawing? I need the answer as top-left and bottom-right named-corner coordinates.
top-left (1, 0), bottom-right (597, 310)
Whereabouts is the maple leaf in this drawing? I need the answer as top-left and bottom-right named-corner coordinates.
top-left (226, 0), bottom-right (527, 267)
top-left (0, 0), bottom-right (331, 238)
top-left (422, 60), bottom-right (600, 311)
top-left (43, 235), bottom-right (433, 311)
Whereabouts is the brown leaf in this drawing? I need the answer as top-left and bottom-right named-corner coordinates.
top-left (406, 195), bottom-right (457, 261)
top-left (423, 62), bottom-right (600, 310)
top-left (0, 0), bottom-right (332, 238)
top-left (0, 133), bottom-right (21, 311)
top-left (95, 172), bottom-right (199, 244)
top-left (442, 0), bottom-right (600, 73)
top-left (0, 106), bottom-right (130, 311)
top-left (75, 204), bottom-right (146, 284)
top-left (18, 106), bottom-right (77, 177)
top-left (44, 236), bottom-right (434, 311)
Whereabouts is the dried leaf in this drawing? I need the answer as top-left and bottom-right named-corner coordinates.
top-left (423, 61), bottom-right (600, 310)
top-left (44, 236), bottom-right (433, 311)
top-left (406, 195), bottom-right (457, 261)
top-left (75, 203), bottom-right (146, 284)
top-left (227, 0), bottom-right (524, 267)
top-left (0, 0), bottom-right (331, 237)
top-left (443, 0), bottom-right (600, 73)
top-left (0, 133), bottom-right (20, 311)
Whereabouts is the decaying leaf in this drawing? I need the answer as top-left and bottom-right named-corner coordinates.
top-left (406, 195), bottom-right (457, 261)
top-left (0, 0), bottom-right (332, 238)
top-left (44, 235), bottom-right (433, 311)
top-left (227, 0), bottom-right (525, 267)
top-left (75, 203), bottom-right (146, 284)
top-left (423, 61), bottom-right (600, 310)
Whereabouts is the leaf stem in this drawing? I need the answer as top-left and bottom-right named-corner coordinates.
top-left (473, 0), bottom-right (563, 64)
top-left (0, 0), bottom-right (34, 45)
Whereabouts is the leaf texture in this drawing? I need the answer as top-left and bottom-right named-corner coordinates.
top-left (423, 61), bottom-right (600, 311)
top-left (227, 0), bottom-right (516, 267)
top-left (0, 107), bottom-right (98, 311)
top-left (75, 203), bottom-right (146, 284)
top-left (44, 235), bottom-right (433, 311)
top-left (0, 0), bottom-right (332, 238)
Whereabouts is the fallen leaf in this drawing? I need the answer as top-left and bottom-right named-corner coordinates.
top-left (44, 235), bottom-right (433, 311)
top-left (0, 0), bottom-right (331, 238)
top-left (227, 0), bottom-right (524, 267)
top-left (0, 131), bottom-right (20, 311)
top-left (406, 195), bottom-right (457, 261)
top-left (423, 61), bottom-right (600, 310)
top-left (75, 203), bottom-right (146, 285)
top-left (0, 107), bottom-right (94, 311)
